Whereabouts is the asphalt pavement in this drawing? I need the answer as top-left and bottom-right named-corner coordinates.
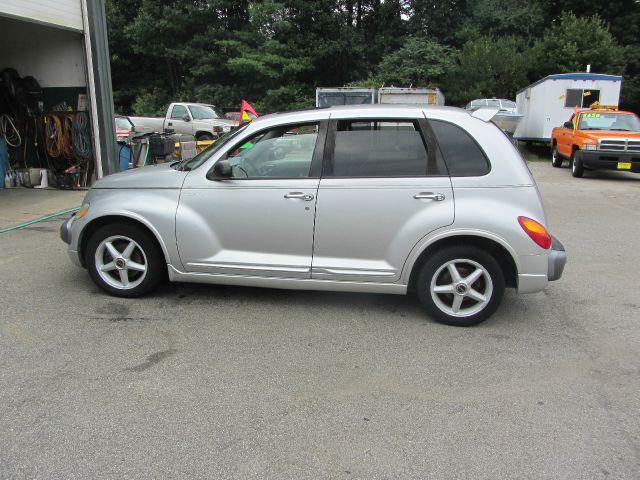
top-left (0, 162), bottom-right (639, 479)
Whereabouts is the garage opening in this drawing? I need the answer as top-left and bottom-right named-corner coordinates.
top-left (0, 15), bottom-right (96, 189)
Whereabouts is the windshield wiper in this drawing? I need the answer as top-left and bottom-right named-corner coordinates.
top-left (608, 128), bottom-right (634, 131)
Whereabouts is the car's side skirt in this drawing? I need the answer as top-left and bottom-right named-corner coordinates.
top-left (167, 265), bottom-right (407, 295)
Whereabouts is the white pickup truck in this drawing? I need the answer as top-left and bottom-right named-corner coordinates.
top-left (129, 102), bottom-right (234, 140)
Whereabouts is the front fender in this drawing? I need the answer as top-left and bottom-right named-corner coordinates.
top-left (73, 188), bottom-right (183, 269)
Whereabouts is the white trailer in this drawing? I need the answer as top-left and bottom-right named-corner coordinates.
top-left (514, 73), bottom-right (622, 143)
top-left (316, 87), bottom-right (375, 107)
top-left (378, 87), bottom-right (445, 106)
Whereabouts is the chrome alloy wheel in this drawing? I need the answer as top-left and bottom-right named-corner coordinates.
top-left (429, 259), bottom-right (493, 318)
top-left (94, 235), bottom-right (148, 290)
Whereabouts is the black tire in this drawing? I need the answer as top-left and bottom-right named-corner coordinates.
top-left (416, 246), bottom-right (505, 327)
top-left (551, 144), bottom-right (563, 168)
top-left (571, 150), bottom-right (584, 178)
top-left (196, 132), bottom-right (214, 141)
top-left (85, 222), bottom-right (165, 297)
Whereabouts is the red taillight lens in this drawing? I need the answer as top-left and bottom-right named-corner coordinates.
top-left (518, 216), bottom-right (552, 249)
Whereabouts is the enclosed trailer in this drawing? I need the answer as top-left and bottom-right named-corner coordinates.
top-left (378, 87), bottom-right (445, 106)
top-left (514, 73), bottom-right (622, 143)
top-left (316, 87), bottom-right (375, 107)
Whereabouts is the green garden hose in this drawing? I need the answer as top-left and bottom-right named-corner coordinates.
top-left (0, 207), bottom-right (80, 234)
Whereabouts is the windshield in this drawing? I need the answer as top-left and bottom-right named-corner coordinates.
top-left (500, 100), bottom-right (516, 109)
top-left (180, 124), bottom-right (250, 171)
top-left (579, 112), bottom-right (640, 131)
top-left (188, 105), bottom-right (225, 120)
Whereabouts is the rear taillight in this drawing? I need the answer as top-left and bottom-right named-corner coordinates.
top-left (518, 216), bottom-right (552, 249)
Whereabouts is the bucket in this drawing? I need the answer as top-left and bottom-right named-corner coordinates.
top-left (0, 138), bottom-right (8, 188)
top-left (118, 143), bottom-right (131, 171)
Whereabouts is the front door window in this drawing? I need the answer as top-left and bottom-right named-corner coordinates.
top-left (224, 124), bottom-right (319, 178)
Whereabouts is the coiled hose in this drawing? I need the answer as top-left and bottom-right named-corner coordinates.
top-left (62, 115), bottom-right (74, 160)
top-left (44, 114), bottom-right (63, 158)
top-left (72, 112), bottom-right (92, 160)
top-left (0, 114), bottom-right (21, 147)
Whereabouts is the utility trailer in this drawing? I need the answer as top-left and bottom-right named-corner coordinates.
top-left (378, 87), bottom-right (445, 106)
top-left (514, 73), bottom-right (623, 144)
top-left (315, 87), bottom-right (375, 107)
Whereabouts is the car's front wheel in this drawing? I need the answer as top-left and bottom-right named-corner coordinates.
top-left (416, 246), bottom-right (505, 327)
top-left (85, 223), bottom-right (164, 297)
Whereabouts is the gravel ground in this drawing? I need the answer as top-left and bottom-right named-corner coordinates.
top-left (0, 162), bottom-right (638, 479)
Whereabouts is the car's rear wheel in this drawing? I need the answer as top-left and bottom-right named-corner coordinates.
top-left (416, 246), bottom-right (505, 327)
top-left (551, 144), bottom-right (563, 168)
top-left (85, 223), bottom-right (164, 297)
top-left (571, 150), bottom-right (584, 178)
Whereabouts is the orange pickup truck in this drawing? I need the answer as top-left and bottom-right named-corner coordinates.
top-left (550, 106), bottom-right (640, 177)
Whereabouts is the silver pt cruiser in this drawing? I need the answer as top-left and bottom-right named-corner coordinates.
top-left (61, 105), bottom-right (566, 326)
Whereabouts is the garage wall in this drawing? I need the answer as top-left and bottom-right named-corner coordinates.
top-left (0, 17), bottom-right (86, 88)
top-left (0, 0), bottom-right (82, 31)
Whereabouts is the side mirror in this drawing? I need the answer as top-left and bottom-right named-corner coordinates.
top-left (563, 121), bottom-right (574, 129)
top-left (182, 114), bottom-right (191, 122)
top-left (207, 159), bottom-right (232, 180)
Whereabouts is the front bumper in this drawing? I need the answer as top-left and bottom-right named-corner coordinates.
top-left (60, 215), bottom-right (83, 267)
top-left (576, 150), bottom-right (640, 172)
top-left (60, 215), bottom-right (74, 244)
top-left (547, 235), bottom-right (566, 281)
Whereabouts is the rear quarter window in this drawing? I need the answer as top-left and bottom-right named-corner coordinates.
top-left (429, 120), bottom-right (490, 176)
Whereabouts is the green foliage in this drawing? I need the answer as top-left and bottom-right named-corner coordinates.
top-left (106, 0), bottom-right (640, 113)
top-left (457, 0), bottom-right (546, 43)
top-left (374, 37), bottom-right (456, 87)
top-left (445, 37), bottom-right (530, 105)
top-left (132, 89), bottom-right (167, 116)
top-left (528, 13), bottom-right (627, 79)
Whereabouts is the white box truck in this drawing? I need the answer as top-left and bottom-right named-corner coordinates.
top-left (514, 73), bottom-right (623, 143)
top-left (378, 87), bottom-right (445, 106)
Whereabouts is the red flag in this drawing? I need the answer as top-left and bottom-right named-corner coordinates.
top-left (240, 99), bottom-right (258, 124)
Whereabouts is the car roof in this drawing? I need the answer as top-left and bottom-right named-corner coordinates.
top-left (253, 104), bottom-right (465, 123)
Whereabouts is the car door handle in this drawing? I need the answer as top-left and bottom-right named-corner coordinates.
top-left (414, 192), bottom-right (445, 201)
top-left (284, 192), bottom-right (314, 201)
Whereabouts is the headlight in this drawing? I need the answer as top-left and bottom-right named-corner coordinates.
top-left (583, 144), bottom-right (597, 151)
top-left (223, 125), bottom-right (231, 132)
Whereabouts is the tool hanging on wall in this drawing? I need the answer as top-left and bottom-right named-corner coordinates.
top-left (72, 111), bottom-right (92, 160)
top-left (0, 114), bottom-right (21, 148)
top-left (44, 114), bottom-right (63, 158)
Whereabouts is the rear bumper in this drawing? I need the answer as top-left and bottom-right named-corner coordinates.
top-left (576, 150), bottom-right (640, 172)
top-left (547, 236), bottom-right (566, 281)
top-left (517, 235), bottom-right (566, 293)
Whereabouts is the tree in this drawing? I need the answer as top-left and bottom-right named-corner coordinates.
top-left (456, 0), bottom-right (547, 43)
top-left (444, 37), bottom-right (530, 105)
top-left (374, 37), bottom-right (456, 87)
top-left (528, 13), bottom-right (627, 79)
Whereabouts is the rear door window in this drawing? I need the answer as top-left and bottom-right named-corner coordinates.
top-left (430, 120), bottom-right (490, 177)
top-left (327, 119), bottom-right (443, 177)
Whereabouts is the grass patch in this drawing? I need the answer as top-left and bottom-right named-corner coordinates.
top-left (517, 142), bottom-right (549, 163)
